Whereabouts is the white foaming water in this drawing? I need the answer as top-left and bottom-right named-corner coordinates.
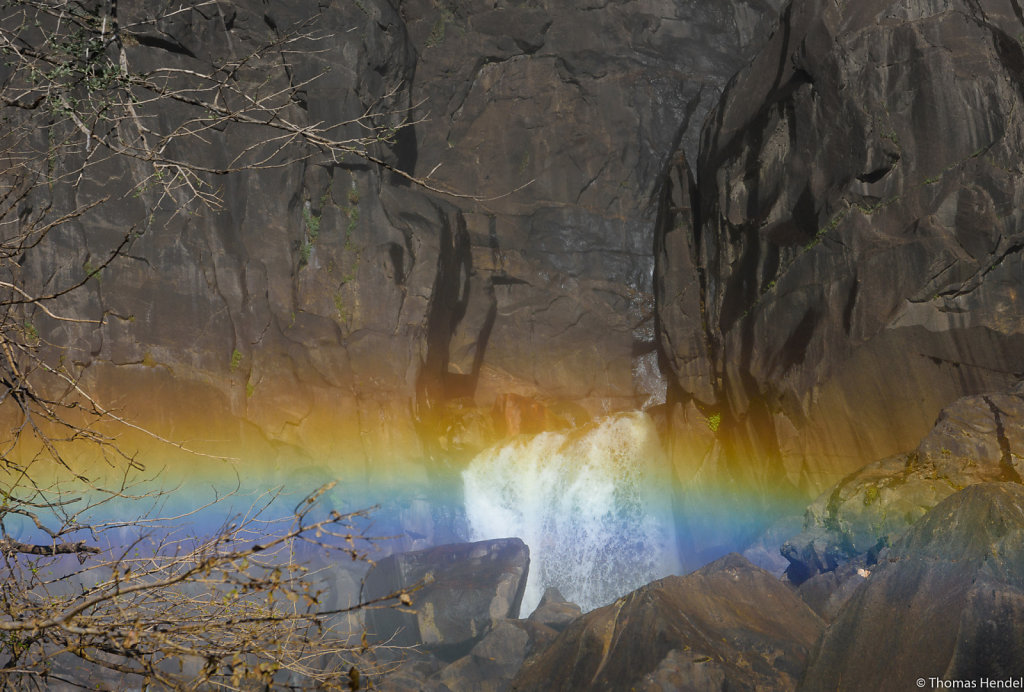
top-left (463, 412), bottom-right (679, 616)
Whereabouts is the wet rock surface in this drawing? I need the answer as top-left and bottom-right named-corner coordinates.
top-left (405, 0), bottom-right (782, 417)
top-left (525, 586), bottom-right (582, 633)
top-left (510, 553), bottom-right (823, 692)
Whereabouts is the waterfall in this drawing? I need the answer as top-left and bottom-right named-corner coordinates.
top-left (462, 411), bottom-right (679, 616)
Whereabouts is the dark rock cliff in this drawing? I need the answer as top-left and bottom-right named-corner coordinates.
top-left (656, 0), bottom-right (1024, 499)
top-left (11, 2), bottom-right (1024, 688)
top-left (18, 0), bottom-right (1024, 572)
top-left (15, 0), bottom-right (783, 488)
top-left (400, 0), bottom-right (783, 429)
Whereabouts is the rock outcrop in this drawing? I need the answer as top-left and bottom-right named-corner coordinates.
top-left (526, 587), bottom-right (581, 633)
top-left (656, 0), bottom-right (1024, 499)
top-left (363, 538), bottom-right (529, 662)
top-left (800, 482), bottom-right (1024, 689)
top-left (510, 553), bottom-right (823, 691)
top-left (375, 585), bottom-right (570, 692)
top-left (782, 384), bottom-right (1024, 584)
top-left (432, 619), bottom-right (558, 692)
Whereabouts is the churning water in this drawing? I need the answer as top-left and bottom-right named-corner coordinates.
top-left (463, 412), bottom-right (679, 616)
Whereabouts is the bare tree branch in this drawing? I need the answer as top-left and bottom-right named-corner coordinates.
top-left (0, 2), bottom-right (443, 687)
top-left (0, 537), bottom-right (100, 558)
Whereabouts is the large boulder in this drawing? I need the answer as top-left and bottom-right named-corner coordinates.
top-left (511, 553), bottom-right (823, 691)
top-left (656, 0), bottom-right (1024, 500)
top-left (364, 538), bottom-right (529, 661)
top-left (800, 482), bottom-right (1024, 689)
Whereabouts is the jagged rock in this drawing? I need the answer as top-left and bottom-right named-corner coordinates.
top-left (637, 648), bottom-right (728, 692)
top-left (655, 151), bottom-right (713, 407)
top-left (795, 562), bottom-right (872, 622)
top-left (800, 483), bottom-right (1024, 689)
top-left (782, 385), bottom-right (1024, 584)
top-left (364, 538), bottom-right (529, 662)
top-left (510, 554), bottom-right (823, 691)
top-left (656, 0), bottom-right (1024, 498)
top-left (434, 620), bottom-right (557, 692)
top-left (525, 587), bottom-right (582, 632)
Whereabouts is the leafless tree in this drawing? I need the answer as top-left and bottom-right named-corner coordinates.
top-left (0, 1), bottom-right (428, 687)
top-left (0, 482), bottom-right (420, 689)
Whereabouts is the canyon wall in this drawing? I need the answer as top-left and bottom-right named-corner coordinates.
top-left (12, 0), bottom-right (1024, 551)
top-left (15, 0), bottom-right (781, 480)
top-left (657, 0), bottom-right (1024, 499)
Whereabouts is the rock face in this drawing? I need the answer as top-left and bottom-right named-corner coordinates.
top-left (510, 553), bottom-right (823, 691)
top-left (402, 0), bottom-right (784, 431)
top-left (793, 562), bottom-right (872, 623)
top-left (5, 0), bottom-right (786, 492)
top-left (15, 0), bottom-right (443, 491)
top-left (800, 483), bottom-right (1024, 689)
top-left (783, 385), bottom-right (1024, 585)
top-left (656, 0), bottom-right (1024, 497)
top-left (363, 538), bottom-right (529, 662)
